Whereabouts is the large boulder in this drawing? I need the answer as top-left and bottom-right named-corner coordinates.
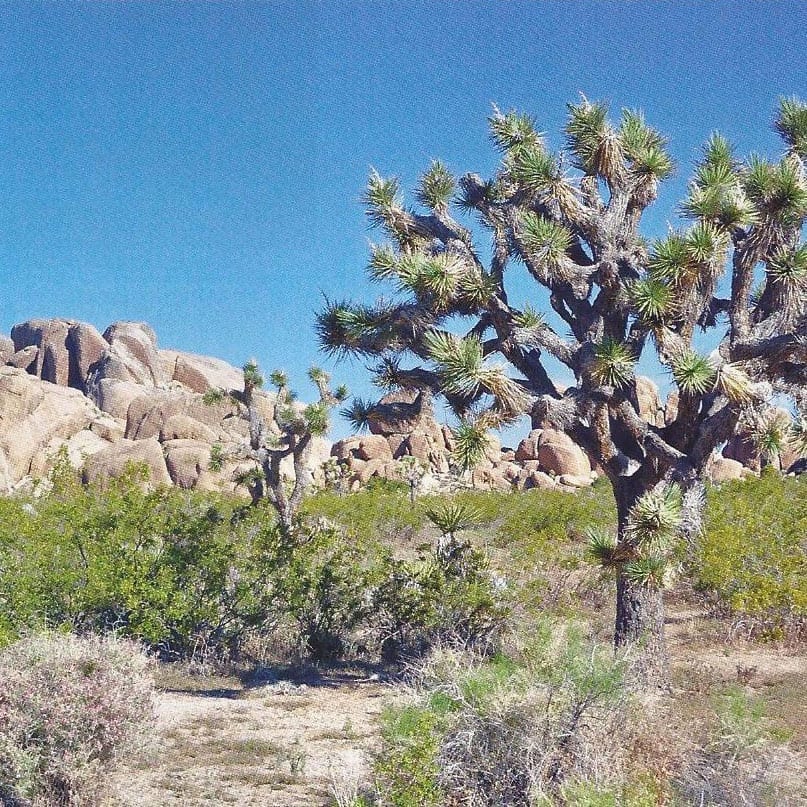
top-left (83, 438), bottom-right (171, 487)
top-left (515, 429), bottom-right (543, 462)
top-left (6, 346), bottom-right (38, 372)
top-left (10, 319), bottom-right (107, 392)
top-left (0, 336), bottom-right (14, 364)
top-left (160, 349), bottom-right (245, 394)
top-left (92, 321), bottom-right (168, 387)
top-left (537, 429), bottom-right (591, 477)
top-left (163, 439), bottom-right (212, 489)
top-left (0, 367), bottom-right (107, 482)
top-left (124, 389), bottom-right (239, 441)
top-left (91, 378), bottom-right (146, 420)
top-left (354, 434), bottom-right (393, 462)
top-left (635, 376), bottom-right (664, 428)
top-left (707, 456), bottom-right (746, 484)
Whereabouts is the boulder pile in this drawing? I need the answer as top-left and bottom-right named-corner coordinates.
top-left (0, 317), bottom-right (799, 496)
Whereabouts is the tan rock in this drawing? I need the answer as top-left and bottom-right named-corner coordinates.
top-left (557, 473), bottom-right (592, 488)
top-left (160, 349), bottom-right (244, 394)
top-left (10, 319), bottom-right (107, 392)
top-left (664, 391), bottom-right (679, 426)
top-left (0, 367), bottom-right (103, 482)
top-left (524, 470), bottom-right (557, 490)
top-left (355, 434), bottom-right (393, 462)
top-left (707, 456), bottom-right (745, 484)
top-left (386, 434), bottom-right (408, 458)
top-left (352, 458), bottom-right (386, 485)
top-left (331, 436), bottom-right (362, 461)
top-left (515, 428), bottom-right (543, 462)
top-left (159, 414), bottom-right (218, 443)
top-left (93, 321), bottom-right (168, 387)
top-left (635, 376), bottom-right (664, 427)
top-left (83, 438), bottom-right (171, 487)
top-left (537, 429), bottom-right (591, 477)
top-left (0, 336), bottom-right (14, 364)
top-left (7, 345), bottom-right (39, 371)
top-left (89, 415), bottom-right (125, 442)
top-left (92, 378), bottom-right (148, 420)
top-left (163, 439), bottom-right (212, 489)
top-left (125, 389), bottom-right (235, 440)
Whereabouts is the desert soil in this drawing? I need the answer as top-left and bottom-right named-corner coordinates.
top-left (109, 603), bottom-right (806, 806)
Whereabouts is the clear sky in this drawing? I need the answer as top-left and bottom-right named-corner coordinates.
top-left (1, 1), bottom-right (805, 438)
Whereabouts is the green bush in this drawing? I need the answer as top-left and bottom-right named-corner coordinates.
top-left (372, 624), bottom-right (628, 806)
top-left (695, 472), bottom-right (806, 634)
top-left (0, 633), bottom-right (154, 806)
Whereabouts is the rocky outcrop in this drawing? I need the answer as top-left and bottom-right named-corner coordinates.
top-left (91, 321), bottom-right (167, 388)
top-left (11, 319), bottom-right (107, 393)
top-left (0, 367), bottom-right (114, 489)
top-left (83, 438), bottom-right (172, 487)
top-left (159, 350), bottom-right (245, 394)
top-left (0, 336), bottom-right (14, 365)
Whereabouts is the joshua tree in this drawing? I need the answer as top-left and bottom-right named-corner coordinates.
top-left (318, 97), bottom-right (807, 686)
top-left (207, 362), bottom-right (347, 535)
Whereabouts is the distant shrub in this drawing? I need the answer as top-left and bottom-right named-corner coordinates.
top-left (695, 472), bottom-right (806, 636)
top-left (0, 633), bottom-right (155, 806)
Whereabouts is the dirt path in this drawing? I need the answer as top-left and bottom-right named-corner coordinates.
top-left (110, 674), bottom-right (392, 806)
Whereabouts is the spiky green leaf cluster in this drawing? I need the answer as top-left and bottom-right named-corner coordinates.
top-left (334, 384), bottom-right (349, 402)
top-left (519, 212), bottom-right (571, 270)
top-left (451, 420), bottom-right (490, 473)
top-left (626, 485), bottom-right (683, 547)
top-left (488, 108), bottom-right (543, 154)
top-left (767, 244), bottom-right (807, 287)
top-left (591, 338), bottom-right (636, 389)
top-left (742, 156), bottom-right (807, 224)
top-left (307, 366), bottom-right (329, 385)
top-left (243, 361), bottom-right (264, 390)
top-left (267, 369), bottom-right (286, 390)
top-left (670, 351), bottom-right (716, 395)
top-left (316, 300), bottom-right (397, 357)
top-left (619, 109), bottom-right (673, 180)
top-left (629, 278), bottom-right (674, 323)
top-left (424, 330), bottom-right (526, 413)
top-left (713, 362), bottom-right (755, 405)
top-left (416, 160), bottom-right (455, 210)
top-left (565, 99), bottom-right (622, 179)
top-left (586, 529), bottom-right (619, 568)
top-left (623, 555), bottom-right (669, 588)
top-left (681, 134), bottom-right (758, 228)
top-left (513, 303), bottom-right (545, 330)
top-left (425, 500), bottom-right (482, 537)
top-left (747, 409), bottom-right (792, 461)
top-left (363, 170), bottom-right (401, 227)
top-left (304, 401), bottom-right (330, 435)
top-left (340, 397), bottom-right (374, 433)
top-left (775, 96), bottom-right (807, 157)
top-left (509, 145), bottom-right (561, 193)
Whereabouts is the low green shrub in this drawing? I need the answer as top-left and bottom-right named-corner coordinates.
top-left (695, 472), bottom-right (806, 635)
top-left (372, 624), bottom-right (628, 806)
top-left (0, 633), bottom-right (155, 806)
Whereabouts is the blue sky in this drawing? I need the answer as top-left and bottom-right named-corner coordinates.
top-left (1, 1), bottom-right (805, 438)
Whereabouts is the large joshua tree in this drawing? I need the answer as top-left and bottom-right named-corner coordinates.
top-left (318, 97), bottom-right (807, 687)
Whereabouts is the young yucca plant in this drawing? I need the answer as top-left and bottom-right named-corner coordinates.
top-left (452, 419), bottom-right (490, 476)
top-left (670, 350), bottom-right (716, 395)
top-left (625, 485), bottom-right (683, 547)
top-left (586, 528), bottom-right (621, 568)
top-left (425, 500), bottom-right (482, 539)
top-left (591, 338), bottom-right (636, 389)
top-left (623, 554), bottom-right (669, 589)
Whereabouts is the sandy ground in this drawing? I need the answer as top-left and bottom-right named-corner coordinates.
top-left (108, 602), bottom-right (806, 806)
top-left (109, 673), bottom-right (392, 806)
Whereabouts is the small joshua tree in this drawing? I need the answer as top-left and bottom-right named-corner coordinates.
top-left (208, 362), bottom-right (347, 535)
top-left (318, 97), bottom-right (807, 687)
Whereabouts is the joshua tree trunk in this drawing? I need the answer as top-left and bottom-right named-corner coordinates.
top-left (612, 476), bottom-right (669, 689)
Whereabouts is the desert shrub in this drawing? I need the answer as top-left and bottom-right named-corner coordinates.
top-left (0, 633), bottom-right (155, 806)
top-left (372, 624), bottom-right (630, 806)
top-left (273, 521), bottom-right (386, 660)
top-left (371, 544), bottom-right (507, 661)
top-left (0, 467), bottom-right (284, 659)
top-left (694, 472), bottom-right (806, 636)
